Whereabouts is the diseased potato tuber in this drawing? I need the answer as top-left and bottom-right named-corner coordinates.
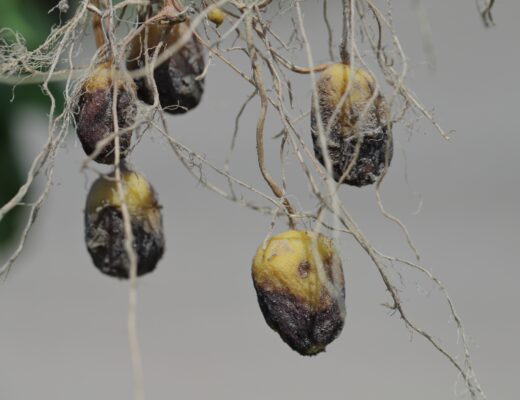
top-left (252, 230), bottom-right (346, 356)
top-left (127, 14), bottom-right (206, 114)
top-left (84, 169), bottom-right (165, 278)
top-left (311, 63), bottom-right (393, 187)
top-left (74, 62), bottom-right (136, 164)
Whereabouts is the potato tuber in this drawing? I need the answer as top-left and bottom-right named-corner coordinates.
top-left (127, 15), bottom-right (205, 114)
top-left (252, 230), bottom-right (346, 355)
top-left (311, 63), bottom-right (393, 187)
top-left (84, 169), bottom-right (165, 278)
top-left (74, 62), bottom-right (136, 164)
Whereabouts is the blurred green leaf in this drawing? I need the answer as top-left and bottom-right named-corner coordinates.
top-left (0, 0), bottom-right (67, 252)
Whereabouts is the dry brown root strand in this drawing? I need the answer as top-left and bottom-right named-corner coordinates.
top-left (479, 0), bottom-right (496, 26)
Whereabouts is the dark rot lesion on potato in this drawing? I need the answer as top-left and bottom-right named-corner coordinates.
top-left (254, 281), bottom-right (345, 356)
top-left (252, 230), bottom-right (346, 356)
top-left (311, 63), bottom-right (393, 187)
top-left (84, 170), bottom-right (165, 279)
top-left (74, 62), bottom-right (137, 164)
top-left (127, 16), bottom-right (206, 114)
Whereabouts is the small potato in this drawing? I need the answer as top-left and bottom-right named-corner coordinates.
top-left (74, 62), bottom-right (136, 164)
top-left (84, 170), bottom-right (164, 278)
top-left (252, 230), bottom-right (346, 355)
top-left (127, 18), bottom-right (205, 114)
top-left (311, 63), bottom-right (393, 187)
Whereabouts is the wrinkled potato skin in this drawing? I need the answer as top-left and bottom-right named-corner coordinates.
top-left (127, 20), bottom-right (205, 114)
top-left (252, 230), bottom-right (346, 355)
top-left (75, 63), bottom-right (136, 164)
top-left (311, 64), bottom-right (393, 187)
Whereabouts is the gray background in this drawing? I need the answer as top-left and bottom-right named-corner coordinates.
top-left (1, 1), bottom-right (519, 399)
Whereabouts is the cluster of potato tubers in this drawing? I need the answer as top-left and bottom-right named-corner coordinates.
top-left (73, 3), bottom-right (395, 356)
top-left (74, 4), bottom-right (207, 165)
top-left (74, 3), bottom-right (210, 279)
top-left (252, 63), bottom-right (392, 353)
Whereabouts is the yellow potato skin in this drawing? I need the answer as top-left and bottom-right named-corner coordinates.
top-left (252, 230), bottom-right (337, 307)
top-left (82, 62), bottom-right (132, 93)
top-left (86, 170), bottom-right (157, 220)
top-left (207, 8), bottom-right (226, 27)
top-left (83, 62), bottom-right (113, 92)
top-left (318, 63), bottom-right (377, 131)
